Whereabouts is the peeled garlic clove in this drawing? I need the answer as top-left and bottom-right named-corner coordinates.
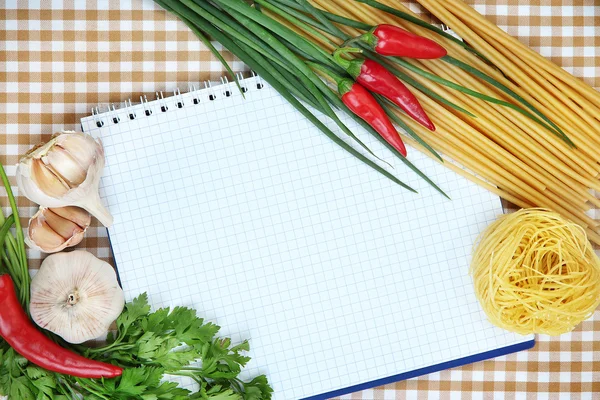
top-left (26, 206), bottom-right (91, 253)
top-left (16, 131), bottom-right (113, 226)
top-left (30, 250), bottom-right (125, 344)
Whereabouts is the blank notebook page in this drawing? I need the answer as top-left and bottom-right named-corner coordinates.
top-left (82, 76), bottom-right (532, 400)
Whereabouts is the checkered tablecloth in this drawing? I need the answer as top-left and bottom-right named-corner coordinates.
top-left (0, 0), bottom-right (598, 398)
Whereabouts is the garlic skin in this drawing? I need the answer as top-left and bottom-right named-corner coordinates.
top-left (30, 250), bottom-right (125, 344)
top-left (26, 206), bottom-right (91, 253)
top-left (16, 131), bottom-right (113, 226)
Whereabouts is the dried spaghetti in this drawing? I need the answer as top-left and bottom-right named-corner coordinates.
top-left (304, 0), bottom-right (600, 245)
top-left (470, 208), bottom-right (600, 336)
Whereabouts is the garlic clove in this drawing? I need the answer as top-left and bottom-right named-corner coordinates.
top-left (50, 205), bottom-right (92, 229)
top-left (57, 134), bottom-right (97, 170)
top-left (43, 209), bottom-right (84, 239)
top-left (16, 131), bottom-right (114, 227)
top-left (31, 159), bottom-right (70, 198)
top-left (44, 147), bottom-right (87, 187)
top-left (28, 218), bottom-right (66, 252)
top-left (29, 250), bottom-right (125, 344)
top-left (26, 206), bottom-right (91, 253)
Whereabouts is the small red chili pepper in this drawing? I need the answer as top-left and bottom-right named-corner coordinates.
top-left (339, 79), bottom-right (407, 157)
top-left (349, 24), bottom-right (447, 59)
top-left (0, 274), bottom-right (123, 379)
top-left (335, 50), bottom-right (435, 131)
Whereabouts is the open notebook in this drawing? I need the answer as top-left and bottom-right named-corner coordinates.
top-left (81, 75), bottom-right (534, 399)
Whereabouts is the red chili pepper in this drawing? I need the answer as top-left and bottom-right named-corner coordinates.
top-left (339, 79), bottom-right (407, 157)
top-left (356, 24), bottom-right (447, 59)
top-left (0, 274), bottom-right (123, 379)
top-left (335, 51), bottom-right (435, 131)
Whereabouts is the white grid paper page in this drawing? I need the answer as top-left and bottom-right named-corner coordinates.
top-left (82, 77), bottom-right (533, 400)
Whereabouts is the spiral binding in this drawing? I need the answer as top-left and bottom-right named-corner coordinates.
top-left (156, 91), bottom-right (168, 112)
top-left (237, 72), bottom-right (248, 94)
top-left (175, 88), bottom-right (185, 108)
top-left (89, 72), bottom-right (262, 127)
top-left (91, 106), bottom-right (104, 128)
top-left (140, 95), bottom-right (152, 116)
top-left (205, 81), bottom-right (216, 101)
top-left (110, 104), bottom-right (120, 124)
top-left (252, 71), bottom-right (264, 89)
top-left (125, 99), bottom-right (136, 120)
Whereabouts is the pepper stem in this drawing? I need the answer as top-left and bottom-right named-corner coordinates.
top-left (306, 61), bottom-right (346, 86)
top-left (305, 61), bottom-right (355, 96)
top-left (341, 32), bottom-right (377, 48)
top-left (333, 48), bottom-right (365, 79)
top-left (341, 37), bottom-right (360, 48)
top-left (337, 78), bottom-right (355, 97)
top-left (332, 47), bottom-right (363, 70)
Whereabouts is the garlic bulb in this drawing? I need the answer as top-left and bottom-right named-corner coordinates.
top-left (30, 250), bottom-right (125, 344)
top-left (26, 206), bottom-right (91, 253)
top-left (16, 131), bottom-right (113, 226)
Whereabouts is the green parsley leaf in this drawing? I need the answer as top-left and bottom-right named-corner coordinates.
top-left (10, 376), bottom-right (35, 400)
top-left (243, 376), bottom-right (274, 400)
top-left (25, 366), bottom-right (49, 380)
top-left (30, 376), bottom-right (56, 397)
top-left (117, 293), bottom-right (152, 334)
top-left (205, 387), bottom-right (241, 400)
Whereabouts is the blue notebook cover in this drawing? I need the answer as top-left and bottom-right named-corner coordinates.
top-left (303, 339), bottom-right (535, 399)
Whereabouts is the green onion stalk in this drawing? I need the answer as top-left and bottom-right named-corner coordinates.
top-left (0, 163), bottom-right (29, 307)
top-left (153, 0), bottom-right (573, 198)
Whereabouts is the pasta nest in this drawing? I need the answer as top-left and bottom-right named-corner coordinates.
top-left (471, 208), bottom-right (600, 336)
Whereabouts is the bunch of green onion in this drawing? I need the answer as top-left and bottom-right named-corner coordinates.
top-left (0, 164), bottom-right (29, 307)
top-left (154, 0), bottom-right (571, 197)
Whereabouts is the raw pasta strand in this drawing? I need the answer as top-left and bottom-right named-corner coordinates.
top-left (440, 0), bottom-right (600, 109)
top-left (405, 137), bottom-right (535, 210)
top-left (408, 58), bottom-right (599, 187)
top-left (408, 58), bottom-right (600, 178)
top-left (412, 0), bottom-right (596, 143)
top-left (476, 30), bottom-right (600, 135)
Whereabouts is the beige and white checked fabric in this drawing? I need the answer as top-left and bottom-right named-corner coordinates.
top-left (0, 0), bottom-right (598, 398)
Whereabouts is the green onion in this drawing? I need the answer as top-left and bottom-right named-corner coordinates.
top-left (156, 0), bottom-right (571, 196)
top-left (0, 215), bottom-right (15, 274)
top-left (321, 10), bottom-right (374, 31)
top-left (0, 163), bottom-right (29, 307)
top-left (160, 0), bottom-right (417, 192)
top-left (255, 0), bottom-right (336, 47)
top-left (293, 0), bottom-right (350, 39)
top-left (210, 0), bottom-right (389, 162)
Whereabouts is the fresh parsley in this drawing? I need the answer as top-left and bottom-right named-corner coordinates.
top-left (0, 293), bottom-right (273, 399)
